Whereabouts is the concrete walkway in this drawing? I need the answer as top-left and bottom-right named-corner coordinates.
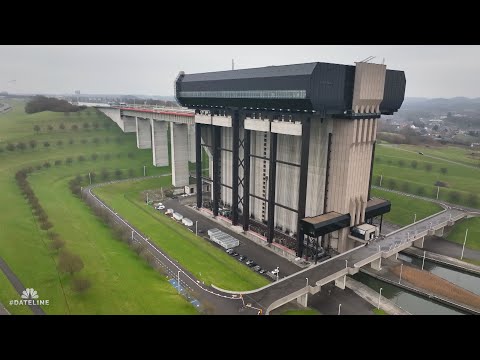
top-left (345, 277), bottom-right (410, 315)
top-left (0, 257), bottom-right (45, 315)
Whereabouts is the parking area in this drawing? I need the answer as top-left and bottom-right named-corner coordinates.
top-left (151, 197), bottom-right (301, 280)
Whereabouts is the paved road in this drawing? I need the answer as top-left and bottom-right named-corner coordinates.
top-left (372, 186), bottom-right (480, 214)
top-left (0, 257), bottom-right (45, 315)
top-left (242, 207), bottom-right (466, 313)
top-left (423, 236), bottom-right (480, 262)
top-left (162, 197), bottom-right (301, 277)
top-left (84, 178), bottom-right (260, 315)
top-left (0, 302), bottom-right (10, 315)
top-left (379, 144), bottom-right (480, 171)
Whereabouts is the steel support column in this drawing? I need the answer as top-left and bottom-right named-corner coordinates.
top-left (212, 125), bottom-right (221, 217)
top-left (195, 123), bottom-right (202, 208)
top-left (231, 109), bottom-right (240, 225)
top-left (243, 128), bottom-right (251, 231)
top-left (267, 131), bottom-right (277, 244)
top-left (297, 117), bottom-right (311, 257)
top-left (367, 140), bottom-right (376, 200)
top-left (323, 132), bottom-right (332, 213)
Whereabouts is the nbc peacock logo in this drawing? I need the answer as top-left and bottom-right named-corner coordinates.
top-left (21, 288), bottom-right (39, 300)
top-left (10, 287), bottom-right (49, 306)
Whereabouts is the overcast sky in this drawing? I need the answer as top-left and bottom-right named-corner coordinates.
top-left (0, 45), bottom-right (479, 98)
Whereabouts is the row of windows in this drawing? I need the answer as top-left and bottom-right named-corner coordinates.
top-left (179, 90), bottom-right (306, 99)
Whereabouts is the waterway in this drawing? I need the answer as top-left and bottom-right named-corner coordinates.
top-left (353, 253), bottom-right (480, 315)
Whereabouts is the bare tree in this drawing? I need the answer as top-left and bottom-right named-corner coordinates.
top-left (33, 125), bottom-right (41, 134)
top-left (57, 250), bottom-right (84, 276)
top-left (49, 237), bottom-right (66, 251)
top-left (47, 125), bottom-right (53, 132)
top-left (425, 163), bottom-right (433, 172)
top-left (59, 123), bottom-right (65, 131)
top-left (29, 139), bottom-right (37, 149)
top-left (411, 160), bottom-right (418, 169)
top-left (440, 167), bottom-right (448, 174)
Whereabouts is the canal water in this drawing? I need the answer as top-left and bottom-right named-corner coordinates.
top-left (353, 254), bottom-right (480, 315)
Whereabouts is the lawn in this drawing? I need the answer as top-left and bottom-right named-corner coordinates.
top-left (281, 308), bottom-right (320, 315)
top-left (371, 188), bottom-right (443, 226)
top-left (399, 144), bottom-right (480, 167)
top-left (372, 308), bottom-right (388, 315)
top-left (446, 217), bottom-right (480, 251)
top-left (0, 270), bottom-right (33, 315)
top-left (93, 178), bottom-right (270, 291)
top-left (0, 99), bottom-right (197, 314)
top-left (373, 144), bottom-right (480, 208)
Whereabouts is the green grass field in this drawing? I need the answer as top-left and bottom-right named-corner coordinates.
top-left (371, 188), bottom-right (443, 226)
top-left (399, 144), bottom-right (480, 167)
top-left (372, 308), bottom-right (388, 315)
top-left (373, 144), bottom-right (480, 208)
top-left (93, 178), bottom-right (269, 291)
top-left (0, 99), bottom-right (197, 314)
top-left (446, 217), bottom-right (480, 251)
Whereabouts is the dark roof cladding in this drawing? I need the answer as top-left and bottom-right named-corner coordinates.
top-left (175, 62), bottom-right (406, 116)
top-left (182, 63), bottom-right (318, 82)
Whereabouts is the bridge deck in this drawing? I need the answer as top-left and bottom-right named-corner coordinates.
top-left (243, 207), bottom-right (465, 313)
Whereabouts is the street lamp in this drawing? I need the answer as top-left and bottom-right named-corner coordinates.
top-left (195, 221), bottom-right (198, 236)
top-left (89, 172), bottom-right (92, 185)
top-left (338, 303), bottom-right (342, 315)
top-left (345, 259), bottom-right (348, 268)
top-left (177, 270), bottom-right (181, 294)
top-left (413, 213), bottom-right (416, 223)
top-left (399, 263), bottom-right (403, 284)
top-left (143, 165), bottom-right (146, 177)
top-left (306, 277), bottom-right (309, 288)
top-left (461, 228), bottom-right (469, 260)
top-left (377, 288), bottom-right (383, 309)
top-left (436, 186), bottom-right (440, 199)
top-left (131, 230), bottom-right (134, 242)
top-left (422, 250), bottom-right (426, 270)
top-left (379, 175), bottom-right (383, 187)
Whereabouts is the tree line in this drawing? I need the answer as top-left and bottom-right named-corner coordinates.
top-left (25, 95), bottom-right (84, 114)
top-left (33, 121), bottom-right (111, 134)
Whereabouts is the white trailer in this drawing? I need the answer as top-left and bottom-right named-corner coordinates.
top-left (173, 212), bottom-right (183, 221)
top-left (182, 218), bottom-right (193, 227)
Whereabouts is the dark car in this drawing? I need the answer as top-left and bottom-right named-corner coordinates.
top-left (259, 269), bottom-right (266, 274)
top-left (231, 252), bottom-right (239, 257)
top-left (246, 260), bottom-right (256, 267)
top-left (253, 265), bottom-right (261, 272)
top-left (238, 255), bottom-right (246, 262)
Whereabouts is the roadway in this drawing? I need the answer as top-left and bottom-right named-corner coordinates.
top-left (242, 206), bottom-right (466, 313)
top-left (83, 178), bottom-right (261, 315)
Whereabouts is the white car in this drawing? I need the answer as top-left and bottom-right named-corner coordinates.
top-left (156, 205), bottom-right (165, 210)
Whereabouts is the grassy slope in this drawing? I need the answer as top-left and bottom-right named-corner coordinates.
top-left (93, 178), bottom-right (269, 291)
top-left (446, 217), bottom-right (480, 251)
top-left (399, 144), bottom-right (480, 167)
top-left (0, 100), bottom-right (195, 314)
top-left (371, 188), bottom-right (443, 226)
top-left (373, 144), bottom-right (480, 204)
top-left (0, 271), bottom-right (33, 315)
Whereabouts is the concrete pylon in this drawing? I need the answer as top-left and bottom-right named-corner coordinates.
top-left (122, 116), bottom-right (136, 133)
top-left (171, 123), bottom-right (189, 187)
top-left (151, 120), bottom-right (169, 167)
top-left (187, 124), bottom-right (196, 163)
top-left (136, 117), bottom-right (152, 149)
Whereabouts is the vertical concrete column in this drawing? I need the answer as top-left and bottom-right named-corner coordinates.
top-left (435, 228), bottom-right (444, 237)
top-left (151, 120), bottom-right (169, 167)
top-left (136, 117), bottom-right (152, 149)
top-left (171, 123), bottom-right (189, 187)
top-left (335, 275), bottom-right (346, 289)
top-left (187, 124), bottom-right (196, 163)
top-left (371, 257), bottom-right (382, 271)
top-left (122, 116), bottom-right (137, 133)
top-left (296, 293), bottom-right (308, 307)
top-left (414, 236), bottom-right (425, 248)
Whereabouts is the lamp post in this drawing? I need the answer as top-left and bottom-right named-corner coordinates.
top-left (413, 213), bottom-right (416, 224)
top-left (131, 230), bottom-right (134, 242)
top-left (345, 260), bottom-right (348, 268)
top-left (89, 172), bottom-right (92, 185)
top-left (177, 270), bottom-right (181, 294)
top-left (338, 303), bottom-right (342, 315)
top-left (379, 175), bottom-right (383, 187)
top-left (306, 277), bottom-right (309, 288)
top-left (436, 186), bottom-right (440, 200)
top-left (399, 263), bottom-right (403, 284)
top-left (195, 221), bottom-right (198, 236)
top-left (377, 288), bottom-right (383, 309)
top-left (422, 250), bottom-right (426, 270)
top-left (143, 165), bottom-right (146, 177)
top-left (461, 228), bottom-right (469, 260)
